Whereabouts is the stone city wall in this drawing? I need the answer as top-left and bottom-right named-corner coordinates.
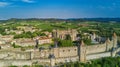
top-left (86, 43), bottom-right (106, 54)
top-left (0, 60), bottom-right (32, 67)
top-left (86, 52), bottom-right (111, 60)
top-left (55, 56), bottom-right (79, 63)
top-left (0, 50), bottom-right (31, 60)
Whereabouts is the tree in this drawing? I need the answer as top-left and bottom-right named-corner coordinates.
top-left (23, 65), bottom-right (30, 67)
top-left (84, 39), bottom-right (92, 45)
top-left (12, 43), bottom-right (16, 48)
top-left (65, 34), bottom-right (71, 40)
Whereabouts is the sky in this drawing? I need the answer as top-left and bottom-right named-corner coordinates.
top-left (0, 0), bottom-right (120, 19)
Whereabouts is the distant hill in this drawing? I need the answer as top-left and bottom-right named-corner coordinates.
top-left (0, 18), bottom-right (120, 23)
top-left (79, 18), bottom-right (120, 22)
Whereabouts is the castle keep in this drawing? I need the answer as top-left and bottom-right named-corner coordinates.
top-left (0, 33), bottom-right (119, 66)
top-left (52, 29), bottom-right (78, 41)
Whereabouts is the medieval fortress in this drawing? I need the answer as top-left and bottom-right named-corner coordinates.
top-left (0, 29), bottom-right (119, 67)
top-left (52, 29), bottom-right (78, 41)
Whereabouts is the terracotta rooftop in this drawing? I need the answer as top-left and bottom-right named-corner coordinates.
top-left (39, 36), bottom-right (51, 40)
top-left (0, 35), bottom-right (13, 38)
top-left (80, 40), bottom-right (85, 46)
top-left (15, 38), bottom-right (35, 43)
top-left (106, 38), bottom-right (111, 43)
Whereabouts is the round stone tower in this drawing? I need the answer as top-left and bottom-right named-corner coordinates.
top-left (78, 40), bottom-right (86, 62)
top-left (112, 32), bottom-right (117, 48)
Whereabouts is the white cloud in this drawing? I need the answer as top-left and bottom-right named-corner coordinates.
top-left (22, 0), bottom-right (35, 3)
top-left (0, 2), bottom-right (10, 7)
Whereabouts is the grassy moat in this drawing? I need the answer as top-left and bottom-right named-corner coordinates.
top-left (9, 57), bottom-right (120, 67)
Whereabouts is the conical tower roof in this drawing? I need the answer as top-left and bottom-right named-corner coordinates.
top-left (80, 40), bottom-right (85, 46)
top-left (93, 32), bottom-right (95, 35)
top-left (106, 38), bottom-right (111, 43)
top-left (113, 32), bottom-right (117, 38)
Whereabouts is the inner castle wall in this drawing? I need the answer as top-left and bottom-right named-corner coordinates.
top-left (86, 43), bottom-right (107, 54)
top-left (52, 29), bottom-right (78, 41)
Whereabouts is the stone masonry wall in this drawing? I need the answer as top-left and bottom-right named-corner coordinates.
top-left (86, 52), bottom-right (111, 60)
top-left (86, 43), bottom-right (106, 54)
top-left (0, 50), bottom-right (31, 60)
